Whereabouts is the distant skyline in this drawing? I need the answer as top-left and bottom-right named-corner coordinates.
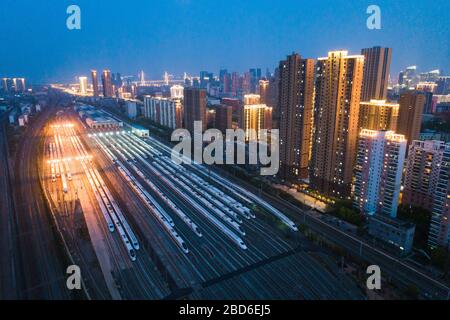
top-left (0, 0), bottom-right (449, 83)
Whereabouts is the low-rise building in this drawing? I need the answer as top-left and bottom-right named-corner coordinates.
top-left (367, 215), bottom-right (416, 255)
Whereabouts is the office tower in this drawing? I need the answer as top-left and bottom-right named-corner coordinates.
top-left (419, 69), bottom-right (440, 82)
top-left (422, 91), bottom-right (434, 114)
top-left (12, 78), bottom-right (18, 92)
top-left (114, 73), bottom-right (123, 87)
top-left (240, 94), bottom-right (272, 141)
top-left (170, 85), bottom-right (184, 99)
top-left (219, 69), bottom-right (230, 93)
top-left (416, 82), bottom-right (437, 93)
top-left (358, 99), bottom-right (399, 131)
top-left (139, 70), bottom-right (145, 85)
top-left (91, 70), bottom-right (99, 97)
top-left (1, 78), bottom-right (8, 92)
top-left (403, 140), bottom-right (447, 211)
top-left (19, 78), bottom-right (26, 92)
top-left (310, 50), bottom-right (365, 198)
top-left (223, 72), bottom-right (231, 94)
top-left (79, 76), bottom-right (88, 95)
top-left (101, 70), bottom-right (113, 97)
top-left (144, 96), bottom-right (183, 129)
top-left (398, 71), bottom-right (405, 86)
top-left (214, 105), bottom-right (233, 133)
top-left (353, 130), bottom-right (406, 218)
top-left (428, 143), bottom-right (450, 250)
top-left (13, 78), bottom-right (26, 93)
top-left (200, 71), bottom-right (212, 88)
top-left (192, 77), bottom-right (200, 88)
top-left (398, 66), bottom-right (417, 87)
top-left (361, 46), bottom-right (392, 101)
top-left (259, 80), bottom-right (270, 105)
top-left (269, 68), bottom-right (280, 125)
top-left (219, 69), bottom-right (227, 81)
top-left (436, 76), bottom-right (450, 95)
top-left (242, 72), bottom-right (251, 94)
top-left (249, 68), bottom-right (261, 93)
top-left (183, 87), bottom-right (206, 132)
top-left (277, 53), bottom-right (315, 180)
top-left (231, 72), bottom-right (239, 96)
top-left (397, 92), bottom-right (425, 148)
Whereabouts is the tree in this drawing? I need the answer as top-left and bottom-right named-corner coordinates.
top-left (430, 246), bottom-right (449, 272)
top-left (397, 205), bottom-right (432, 249)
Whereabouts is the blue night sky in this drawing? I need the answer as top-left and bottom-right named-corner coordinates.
top-left (0, 0), bottom-right (448, 83)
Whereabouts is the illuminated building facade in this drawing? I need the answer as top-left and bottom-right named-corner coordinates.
top-left (353, 130), bottom-right (406, 218)
top-left (310, 51), bottom-right (365, 198)
top-left (170, 85), bottom-right (184, 99)
top-left (259, 80), bottom-right (270, 105)
top-left (101, 70), bottom-right (113, 97)
top-left (403, 140), bottom-right (447, 211)
top-left (428, 143), bottom-right (450, 249)
top-left (277, 53), bottom-right (315, 180)
top-left (144, 96), bottom-right (183, 129)
top-left (91, 70), bottom-right (99, 97)
top-left (397, 92), bottom-right (425, 149)
top-left (361, 46), bottom-right (392, 101)
top-left (79, 76), bottom-right (88, 95)
top-left (240, 94), bottom-right (272, 141)
top-left (358, 99), bottom-right (399, 132)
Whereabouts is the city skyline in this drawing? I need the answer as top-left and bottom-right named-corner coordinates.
top-left (0, 0), bottom-right (449, 83)
top-left (0, 0), bottom-right (449, 303)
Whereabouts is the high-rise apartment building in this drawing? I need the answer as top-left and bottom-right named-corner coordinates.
top-left (231, 72), bottom-right (239, 96)
top-left (79, 76), bottom-right (88, 95)
top-left (277, 53), bottom-right (315, 180)
top-left (397, 92), bottom-right (425, 148)
top-left (240, 94), bottom-right (272, 141)
top-left (403, 140), bottom-right (447, 211)
top-left (259, 80), bottom-right (270, 105)
top-left (144, 96), bottom-right (183, 129)
top-left (214, 105), bottom-right (233, 133)
top-left (353, 130), bottom-right (406, 218)
top-left (428, 143), bottom-right (450, 250)
top-left (310, 51), bottom-right (365, 198)
top-left (101, 70), bottom-right (113, 97)
top-left (358, 99), bottom-right (399, 132)
top-left (91, 70), bottom-right (99, 97)
top-left (361, 46), bottom-right (392, 101)
top-left (183, 87), bottom-right (206, 133)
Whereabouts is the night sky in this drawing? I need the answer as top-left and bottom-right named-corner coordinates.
top-left (0, 0), bottom-right (448, 83)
